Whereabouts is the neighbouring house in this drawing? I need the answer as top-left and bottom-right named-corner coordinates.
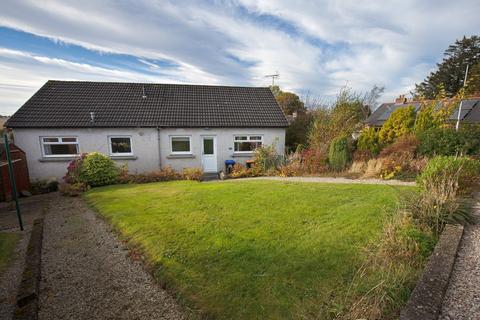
top-left (5, 81), bottom-right (288, 181)
top-left (365, 95), bottom-right (480, 128)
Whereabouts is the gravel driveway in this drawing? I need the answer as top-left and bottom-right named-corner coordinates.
top-left (0, 231), bottom-right (29, 320)
top-left (39, 195), bottom-right (185, 320)
top-left (440, 201), bottom-right (480, 320)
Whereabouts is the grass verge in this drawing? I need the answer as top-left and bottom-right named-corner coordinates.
top-left (0, 232), bottom-right (21, 273)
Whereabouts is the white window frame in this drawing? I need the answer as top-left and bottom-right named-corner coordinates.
top-left (233, 135), bottom-right (263, 153)
top-left (170, 135), bottom-right (192, 155)
top-left (40, 136), bottom-right (79, 157)
top-left (108, 136), bottom-right (134, 156)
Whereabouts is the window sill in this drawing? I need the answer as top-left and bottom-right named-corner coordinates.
top-left (110, 155), bottom-right (138, 160)
top-left (39, 156), bottom-right (76, 162)
top-left (232, 153), bottom-right (255, 158)
top-left (167, 154), bottom-right (196, 159)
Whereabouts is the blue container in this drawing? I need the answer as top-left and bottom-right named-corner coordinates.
top-left (225, 160), bottom-right (236, 174)
top-left (225, 160), bottom-right (236, 166)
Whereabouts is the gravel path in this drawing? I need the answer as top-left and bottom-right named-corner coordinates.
top-left (440, 200), bottom-right (480, 320)
top-left (0, 230), bottom-right (29, 320)
top-left (39, 195), bottom-right (185, 320)
top-left (220, 176), bottom-right (416, 186)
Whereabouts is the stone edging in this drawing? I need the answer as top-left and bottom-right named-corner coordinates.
top-left (13, 218), bottom-right (44, 320)
top-left (400, 224), bottom-right (464, 320)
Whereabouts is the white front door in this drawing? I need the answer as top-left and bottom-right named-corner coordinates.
top-left (201, 136), bottom-right (217, 172)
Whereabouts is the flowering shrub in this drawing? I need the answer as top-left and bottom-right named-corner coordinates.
top-left (63, 153), bottom-right (88, 184)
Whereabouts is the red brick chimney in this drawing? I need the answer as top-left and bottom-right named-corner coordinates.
top-left (395, 95), bottom-right (407, 104)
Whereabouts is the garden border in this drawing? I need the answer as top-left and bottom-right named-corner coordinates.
top-left (13, 218), bottom-right (44, 320)
top-left (400, 224), bottom-right (464, 320)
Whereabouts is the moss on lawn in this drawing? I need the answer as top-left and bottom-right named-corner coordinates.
top-left (0, 232), bottom-right (20, 273)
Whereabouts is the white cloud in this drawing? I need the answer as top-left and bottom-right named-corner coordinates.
top-left (0, 47), bottom-right (219, 114)
top-left (0, 0), bottom-right (479, 114)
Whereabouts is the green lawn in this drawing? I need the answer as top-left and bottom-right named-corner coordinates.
top-left (86, 180), bottom-right (412, 319)
top-left (0, 232), bottom-right (20, 273)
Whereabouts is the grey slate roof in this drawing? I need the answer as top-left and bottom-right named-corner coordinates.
top-left (365, 98), bottom-right (480, 127)
top-left (6, 81), bottom-right (289, 128)
top-left (366, 102), bottom-right (420, 127)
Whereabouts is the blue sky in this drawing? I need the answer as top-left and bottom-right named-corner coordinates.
top-left (0, 0), bottom-right (479, 115)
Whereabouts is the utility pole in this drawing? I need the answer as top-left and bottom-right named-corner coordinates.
top-left (456, 64), bottom-right (469, 131)
top-left (265, 72), bottom-right (279, 86)
top-left (4, 133), bottom-right (23, 231)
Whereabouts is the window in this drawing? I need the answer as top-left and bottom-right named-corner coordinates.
top-left (109, 136), bottom-right (133, 155)
top-left (41, 137), bottom-right (79, 157)
top-left (171, 136), bottom-right (191, 154)
top-left (234, 135), bottom-right (263, 152)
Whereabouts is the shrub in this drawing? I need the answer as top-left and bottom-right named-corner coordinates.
top-left (228, 163), bottom-right (265, 178)
top-left (59, 182), bottom-right (90, 197)
top-left (417, 126), bottom-right (480, 157)
top-left (182, 168), bottom-right (203, 181)
top-left (301, 148), bottom-right (328, 174)
top-left (378, 134), bottom-right (420, 180)
top-left (417, 156), bottom-right (480, 194)
top-left (253, 142), bottom-right (281, 173)
top-left (357, 127), bottom-right (381, 155)
top-left (79, 152), bottom-right (119, 187)
top-left (278, 152), bottom-right (303, 177)
top-left (30, 178), bottom-right (59, 195)
top-left (63, 153), bottom-right (87, 184)
top-left (414, 102), bottom-right (438, 134)
top-left (352, 149), bottom-right (374, 162)
top-left (230, 163), bottom-right (250, 178)
top-left (118, 166), bottom-right (180, 184)
top-left (396, 156), bottom-right (480, 234)
top-left (328, 135), bottom-right (351, 171)
top-left (378, 105), bottom-right (415, 145)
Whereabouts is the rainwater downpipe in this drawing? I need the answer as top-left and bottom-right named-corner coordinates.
top-left (157, 126), bottom-right (162, 169)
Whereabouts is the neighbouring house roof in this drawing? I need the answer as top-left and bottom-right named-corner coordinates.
top-left (365, 98), bottom-right (480, 127)
top-left (6, 81), bottom-right (289, 128)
